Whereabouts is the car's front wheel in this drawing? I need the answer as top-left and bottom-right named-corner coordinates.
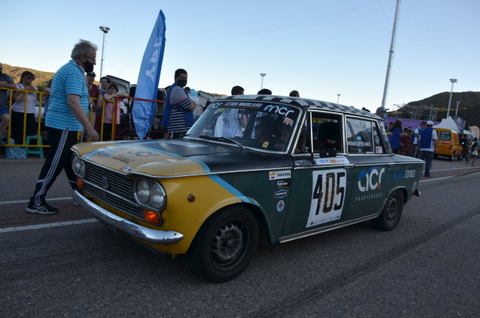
top-left (372, 190), bottom-right (404, 231)
top-left (188, 206), bottom-right (259, 283)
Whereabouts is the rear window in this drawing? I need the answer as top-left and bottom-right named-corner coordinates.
top-left (439, 131), bottom-right (451, 141)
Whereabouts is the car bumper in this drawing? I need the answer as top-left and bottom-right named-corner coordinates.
top-left (73, 190), bottom-right (184, 244)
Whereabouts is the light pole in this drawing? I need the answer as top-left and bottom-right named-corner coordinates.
top-left (99, 26), bottom-right (110, 79)
top-left (260, 73), bottom-right (266, 89)
top-left (337, 94), bottom-right (341, 104)
top-left (455, 100), bottom-right (461, 117)
top-left (446, 78), bottom-right (457, 118)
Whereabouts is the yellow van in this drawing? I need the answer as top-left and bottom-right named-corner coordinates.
top-left (434, 128), bottom-right (462, 161)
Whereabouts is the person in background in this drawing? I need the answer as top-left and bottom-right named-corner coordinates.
top-left (42, 78), bottom-right (53, 118)
top-left (418, 121), bottom-right (438, 177)
top-left (289, 90), bottom-right (299, 97)
top-left (258, 88), bottom-right (272, 95)
top-left (231, 85), bottom-right (244, 96)
top-left (185, 87), bottom-right (202, 122)
top-left (101, 83), bottom-right (128, 141)
top-left (469, 138), bottom-right (478, 167)
top-left (0, 62), bottom-right (17, 144)
top-left (11, 71), bottom-right (39, 144)
top-left (376, 106), bottom-right (389, 120)
top-left (95, 76), bottom-right (111, 134)
top-left (26, 39), bottom-right (100, 215)
top-left (412, 121), bottom-right (426, 158)
top-left (387, 119), bottom-right (403, 154)
top-left (161, 68), bottom-right (195, 139)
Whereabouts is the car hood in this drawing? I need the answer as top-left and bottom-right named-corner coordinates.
top-left (72, 139), bottom-right (292, 177)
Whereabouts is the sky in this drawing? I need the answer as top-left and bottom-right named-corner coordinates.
top-left (3, 0), bottom-right (479, 112)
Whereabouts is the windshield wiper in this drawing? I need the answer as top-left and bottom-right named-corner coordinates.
top-left (198, 135), bottom-right (244, 150)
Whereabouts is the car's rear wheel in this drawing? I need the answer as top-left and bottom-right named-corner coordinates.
top-left (372, 190), bottom-right (404, 231)
top-left (188, 206), bottom-right (259, 283)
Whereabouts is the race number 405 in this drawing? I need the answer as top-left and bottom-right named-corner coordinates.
top-left (306, 169), bottom-right (347, 228)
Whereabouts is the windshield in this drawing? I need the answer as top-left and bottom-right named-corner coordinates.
top-left (186, 100), bottom-right (301, 152)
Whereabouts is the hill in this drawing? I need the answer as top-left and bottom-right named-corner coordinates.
top-left (392, 91), bottom-right (480, 127)
top-left (2, 63), bottom-right (55, 91)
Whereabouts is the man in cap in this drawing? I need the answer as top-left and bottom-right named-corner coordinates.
top-left (376, 106), bottom-right (389, 119)
top-left (418, 120), bottom-right (438, 177)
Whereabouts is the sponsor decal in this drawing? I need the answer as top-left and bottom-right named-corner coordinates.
top-left (277, 180), bottom-right (290, 188)
top-left (394, 169), bottom-right (416, 180)
top-left (375, 146), bottom-right (383, 154)
top-left (358, 166), bottom-right (385, 192)
top-left (119, 166), bottom-right (133, 173)
top-left (276, 200), bottom-right (285, 212)
top-left (112, 154), bottom-right (136, 164)
top-left (274, 189), bottom-right (289, 199)
top-left (354, 193), bottom-right (383, 202)
top-left (269, 170), bottom-right (291, 180)
top-left (314, 156), bottom-right (349, 165)
top-left (127, 150), bottom-right (159, 158)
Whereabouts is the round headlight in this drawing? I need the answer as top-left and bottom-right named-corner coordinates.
top-left (136, 179), bottom-right (150, 203)
top-left (150, 182), bottom-right (166, 210)
top-left (72, 155), bottom-right (85, 177)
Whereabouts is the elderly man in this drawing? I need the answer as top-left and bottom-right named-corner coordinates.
top-left (27, 39), bottom-right (100, 214)
top-left (0, 62), bottom-right (17, 143)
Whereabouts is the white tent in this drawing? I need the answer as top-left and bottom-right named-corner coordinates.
top-left (433, 116), bottom-right (462, 133)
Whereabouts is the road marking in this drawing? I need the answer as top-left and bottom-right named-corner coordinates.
top-left (0, 218), bottom-right (97, 233)
top-left (0, 197), bottom-right (73, 205)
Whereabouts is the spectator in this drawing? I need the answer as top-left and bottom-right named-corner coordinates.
top-left (470, 138), bottom-right (478, 166)
top-left (412, 122), bottom-right (426, 158)
top-left (102, 83), bottom-right (128, 140)
top-left (26, 39), bottom-right (99, 215)
top-left (387, 119), bottom-right (403, 154)
top-left (11, 71), bottom-right (39, 144)
top-left (289, 90), bottom-right (300, 97)
top-left (42, 78), bottom-right (53, 118)
top-left (0, 62), bottom-right (17, 144)
top-left (95, 76), bottom-right (111, 133)
top-left (258, 88), bottom-right (272, 95)
top-left (399, 127), bottom-right (413, 156)
top-left (161, 69), bottom-right (196, 139)
top-left (231, 85), bottom-right (244, 96)
top-left (418, 121), bottom-right (438, 177)
top-left (376, 106), bottom-right (389, 119)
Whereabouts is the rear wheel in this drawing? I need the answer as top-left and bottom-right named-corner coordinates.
top-left (372, 190), bottom-right (404, 231)
top-left (188, 207), bottom-right (259, 283)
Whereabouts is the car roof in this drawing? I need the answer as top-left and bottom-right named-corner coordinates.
top-left (219, 95), bottom-right (380, 120)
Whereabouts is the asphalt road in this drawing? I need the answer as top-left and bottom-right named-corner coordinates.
top-left (1, 156), bottom-right (479, 317)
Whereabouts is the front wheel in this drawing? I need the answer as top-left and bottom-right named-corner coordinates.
top-left (188, 207), bottom-right (259, 283)
top-left (372, 190), bottom-right (404, 231)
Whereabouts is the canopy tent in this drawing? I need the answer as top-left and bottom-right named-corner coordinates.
top-left (433, 116), bottom-right (463, 133)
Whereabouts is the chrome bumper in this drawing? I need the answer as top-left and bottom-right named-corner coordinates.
top-left (73, 190), bottom-right (183, 244)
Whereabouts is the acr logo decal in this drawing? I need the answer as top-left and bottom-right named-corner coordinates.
top-left (269, 170), bottom-right (291, 180)
top-left (358, 166), bottom-right (385, 192)
top-left (264, 105), bottom-right (295, 117)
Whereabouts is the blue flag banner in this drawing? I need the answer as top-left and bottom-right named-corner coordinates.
top-left (133, 10), bottom-right (166, 140)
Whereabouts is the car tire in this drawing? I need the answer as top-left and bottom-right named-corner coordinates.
top-left (449, 154), bottom-right (453, 162)
top-left (372, 190), bottom-right (404, 231)
top-left (188, 206), bottom-right (259, 283)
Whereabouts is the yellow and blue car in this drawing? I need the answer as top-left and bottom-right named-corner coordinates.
top-left (71, 95), bottom-right (423, 282)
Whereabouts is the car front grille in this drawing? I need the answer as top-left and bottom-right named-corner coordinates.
top-left (83, 163), bottom-right (143, 219)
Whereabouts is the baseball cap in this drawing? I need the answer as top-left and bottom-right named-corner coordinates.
top-left (376, 106), bottom-right (389, 113)
top-left (87, 72), bottom-right (96, 77)
top-left (427, 120), bottom-right (434, 126)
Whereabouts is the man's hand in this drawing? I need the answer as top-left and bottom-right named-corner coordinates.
top-left (85, 127), bottom-right (99, 142)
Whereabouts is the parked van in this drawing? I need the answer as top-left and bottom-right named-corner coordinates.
top-left (434, 128), bottom-right (462, 161)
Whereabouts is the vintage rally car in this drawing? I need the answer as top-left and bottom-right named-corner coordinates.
top-left (72, 95), bottom-right (423, 282)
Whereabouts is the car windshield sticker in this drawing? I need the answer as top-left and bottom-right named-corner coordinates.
top-left (306, 169), bottom-right (347, 228)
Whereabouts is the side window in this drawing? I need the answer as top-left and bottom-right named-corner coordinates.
top-left (305, 112), bottom-right (343, 154)
top-left (346, 118), bottom-right (375, 154)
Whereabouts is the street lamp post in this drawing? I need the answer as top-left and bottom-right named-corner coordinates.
top-left (337, 94), bottom-right (341, 104)
top-left (260, 73), bottom-right (266, 89)
top-left (446, 78), bottom-right (457, 118)
top-left (99, 26), bottom-right (110, 79)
